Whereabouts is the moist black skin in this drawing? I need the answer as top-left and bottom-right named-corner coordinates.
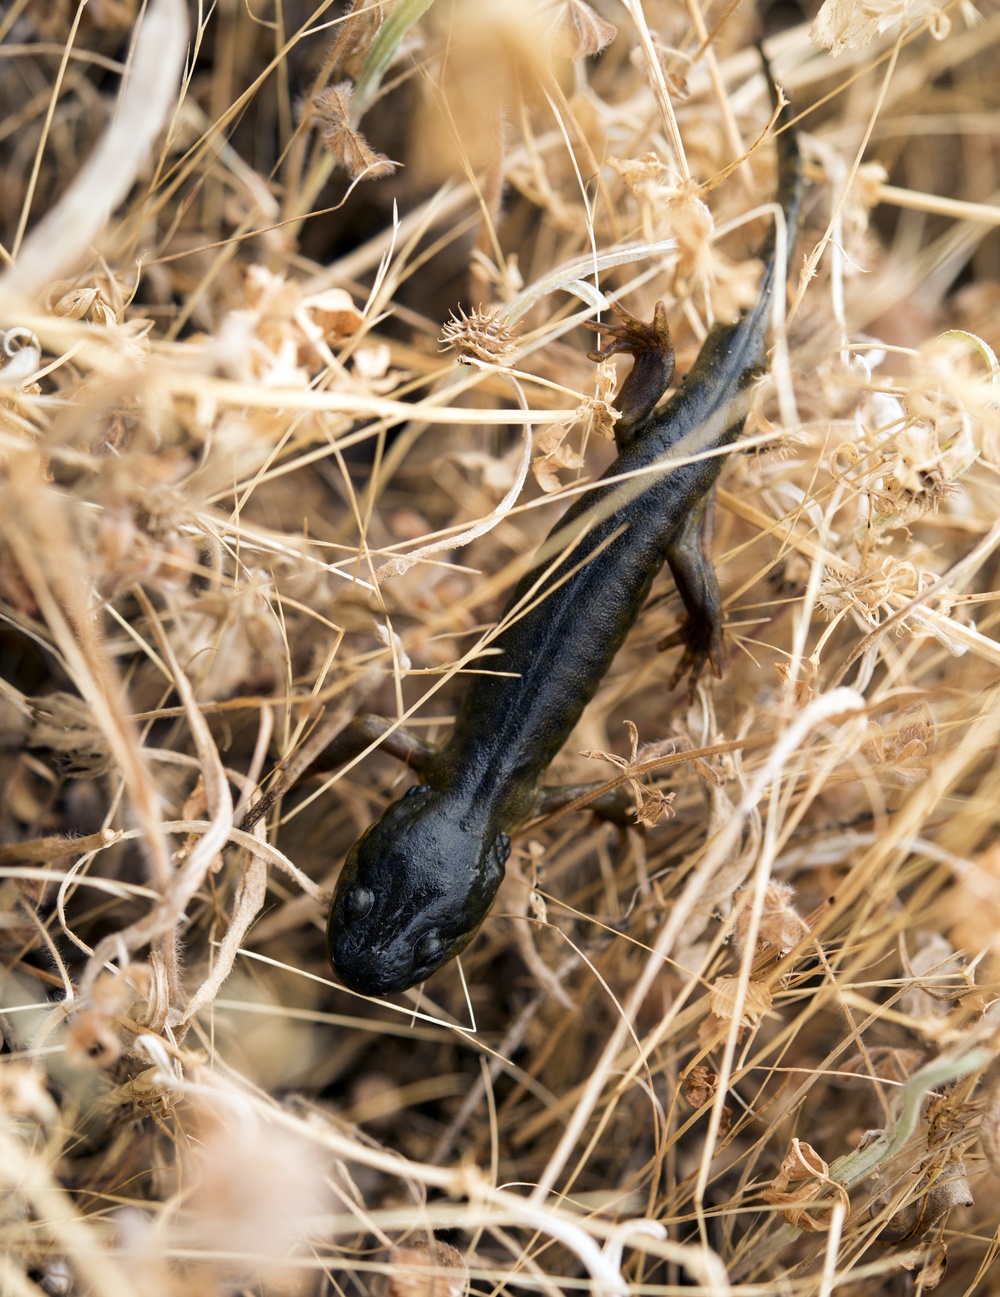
top-left (327, 73), bottom-right (804, 998)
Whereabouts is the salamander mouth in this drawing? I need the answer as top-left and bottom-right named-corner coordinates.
top-left (328, 921), bottom-right (468, 996)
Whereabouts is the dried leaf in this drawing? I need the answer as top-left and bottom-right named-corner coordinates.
top-left (901, 1243), bottom-right (948, 1289)
top-left (811, 0), bottom-right (947, 54)
top-left (300, 287), bottom-right (364, 341)
top-left (533, 444), bottom-right (584, 492)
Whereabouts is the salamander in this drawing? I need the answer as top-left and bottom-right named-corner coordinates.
top-left (327, 69), bottom-right (804, 997)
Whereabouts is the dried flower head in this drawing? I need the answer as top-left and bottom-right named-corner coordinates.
top-left (581, 358), bottom-right (622, 441)
top-left (874, 419), bottom-right (969, 523)
top-left (818, 552), bottom-right (926, 625)
top-left (863, 701), bottom-right (935, 785)
top-left (581, 720), bottom-right (676, 827)
top-left (683, 1064), bottom-right (719, 1109)
top-left (440, 306), bottom-right (518, 364)
top-left (732, 880), bottom-right (811, 954)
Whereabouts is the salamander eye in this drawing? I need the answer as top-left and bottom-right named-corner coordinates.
top-left (404, 783), bottom-right (430, 798)
top-left (341, 886), bottom-right (374, 924)
top-left (412, 932), bottom-right (444, 972)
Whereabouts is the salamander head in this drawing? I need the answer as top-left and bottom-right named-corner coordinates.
top-left (327, 784), bottom-right (511, 996)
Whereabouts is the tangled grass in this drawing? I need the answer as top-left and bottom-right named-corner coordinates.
top-left (2, 1), bottom-right (1000, 1294)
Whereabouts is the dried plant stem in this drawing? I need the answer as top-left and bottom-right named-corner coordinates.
top-left (2, 0), bottom-right (187, 300)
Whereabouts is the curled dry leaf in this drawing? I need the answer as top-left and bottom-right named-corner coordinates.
top-left (555, 0), bottom-right (618, 58)
top-left (312, 81), bottom-right (397, 180)
top-left (762, 1139), bottom-right (846, 1232)
top-left (761, 1182), bottom-right (835, 1232)
top-left (776, 1137), bottom-right (829, 1185)
top-left (0, 332), bottom-right (41, 390)
top-left (900, 1243), bottom-right (948, 1290)
top-left (698, 1011), bottom-right (728, 1051)
top-left (681, 1066), bottom-right (732, 1134)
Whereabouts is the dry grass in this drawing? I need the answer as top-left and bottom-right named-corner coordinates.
top-left (2, 0), bottom-right (1000, 1294)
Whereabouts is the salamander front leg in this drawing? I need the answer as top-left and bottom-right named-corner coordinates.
top-left (659, 494), bottom-right (726, 690)
top-left (584, 300), bottom-right (675, 450)
top-left (536, 780), bottom-right (644, 826)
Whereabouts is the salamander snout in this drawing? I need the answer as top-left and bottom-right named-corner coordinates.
top-left (326, 785), bottom-right (511, 996)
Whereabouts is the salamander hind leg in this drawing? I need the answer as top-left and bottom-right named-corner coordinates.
top-left (658, 495), bottom-right (726, 692)
top-left (584, 300), bottom-right (675, 449)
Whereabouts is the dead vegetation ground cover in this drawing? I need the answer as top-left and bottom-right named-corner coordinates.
top-left (2, 0), bottom-right (1000, 1294)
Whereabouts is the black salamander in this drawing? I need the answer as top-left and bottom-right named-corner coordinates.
top-left (327, 71), bottom-right (804, 997)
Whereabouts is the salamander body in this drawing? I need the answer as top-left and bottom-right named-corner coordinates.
top-left (328, 76), bottom-right (803, 996)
